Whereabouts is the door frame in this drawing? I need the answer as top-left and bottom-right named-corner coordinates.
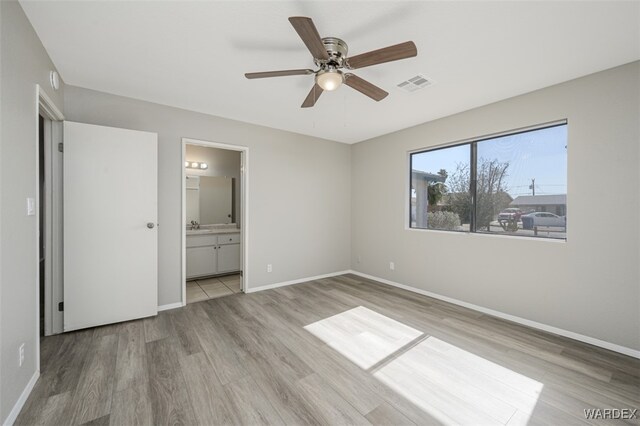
top-left (36, 84), bottom-right (64, 350)
top-left (180, 138), bottom-right (249, 305)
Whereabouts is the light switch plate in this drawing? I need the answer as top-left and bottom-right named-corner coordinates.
top-left (27, 198), bottom-right (35, 216)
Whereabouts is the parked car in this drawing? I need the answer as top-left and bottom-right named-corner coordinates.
top-left (498, 208), bottom-right (523, 221)
top-left (522, 212), bottom-right (566, 229)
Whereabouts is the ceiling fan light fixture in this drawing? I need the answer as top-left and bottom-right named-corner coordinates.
top-left (316, 69), bottom-right (344, 91)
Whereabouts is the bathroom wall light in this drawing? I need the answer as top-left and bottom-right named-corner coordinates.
top-left (185, 161), bottom-right (208, 170)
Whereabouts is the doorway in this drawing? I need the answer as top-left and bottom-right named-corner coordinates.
top-left (36, 85), bottom-right (65, 350)
top-left (39, 115), bottom-right (45, 336)
top-left (181, 138), bottom-right (249, 305)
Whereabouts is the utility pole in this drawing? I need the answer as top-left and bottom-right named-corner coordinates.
top-left (529, 178), bottom-right (536, 196)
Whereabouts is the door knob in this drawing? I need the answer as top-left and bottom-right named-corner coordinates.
top-left (147, 222), bottom-right (155, 229)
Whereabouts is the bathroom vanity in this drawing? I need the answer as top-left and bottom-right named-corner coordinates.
top-left (186, 227), bottom-right (240, 279)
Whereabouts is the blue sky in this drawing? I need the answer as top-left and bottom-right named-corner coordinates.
top-left (412, 125), bottom-right (567, 197)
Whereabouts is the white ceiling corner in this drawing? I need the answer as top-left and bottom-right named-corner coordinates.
top-left (20, 0), bottom-right (640, 144)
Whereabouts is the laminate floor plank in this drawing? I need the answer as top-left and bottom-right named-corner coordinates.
top-left (178, 352), bottom-right (234, 425)
top-left (113, 320), bottom-right (148, 393)
top-left (190, 302), bottom-right (251, 385)
top-left (68, 334), bottom-right (119, 425)
top-left (538, 386), bottom-right (625, 426)
top-left (222, 375), bottom-right (285, 426)
top-left (142, 312), bottom-right (173, 343)
top-left (13, 390), bottom-right (47, 426)
top-left (442, 315), bottom-right (565, 356)
top-left (365, 401), bottom-right (418, 426)
top-left (40, 329), bottom-right (95, 397)
top-left (167, 306), bottom-right (203, 356)
top-left (542, 366), bottom-right (640, 407)
top-left (31, 391), bottom-right (72, 426)
top-left (39, 333), bottom-right (66, 368)
top-left (81, 414), bottom-right (110, 426)
top-left (109, 384), bottom-right (153, 426)
top-left (246, 292), bottom-right (382, 423)
top-left (475, 314), bottom-right (573, 354)
top-left (524, 400), bottom-right (591, 426)
top-left (294, 373), bottom-right (372, 425)
top-left (334, 276), bottom-right (444, 316)
top-left (247, 369), bottom-right (324, 426)
top-left (146, 337), bottom-right (198, 426)
top-left (17, 275), bottom-right (640, 426)
top-left (242, 298), bottom-right (385, 415)
top-left (209, 297), bottom-right (315, 382)
top-left (92, 322), bottom-right (125, 339)
top-left (441, 316), bottom-right (614, 382)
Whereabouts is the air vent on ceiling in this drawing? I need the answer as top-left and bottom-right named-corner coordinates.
top-left (397, 74), bottom-right (434, 92)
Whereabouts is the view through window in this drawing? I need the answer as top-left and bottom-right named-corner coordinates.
top-left (410, 123), bottom-right (567, 239)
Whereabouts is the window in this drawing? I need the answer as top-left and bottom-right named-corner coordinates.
top-left (409, 122), bottom-right (567, 239)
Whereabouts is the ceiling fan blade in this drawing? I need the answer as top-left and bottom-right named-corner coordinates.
top-left (344, 74), bottom-right (388, 101)
top-left (245, 69), bottom-right (314, 79)
top-left (346, 41), bottom-right (417, 69)
top-left (288, 17), bottom-right (329, 60)
top-left (301, 84), bottom-right (323, 108)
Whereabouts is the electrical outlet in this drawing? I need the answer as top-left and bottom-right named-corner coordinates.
top-left (389, 262), bottom-right (395, 271)
top-left (18, 343), bottom-right (25, 367)
top-left (357, 256), bottom-right (361, 264)
top-left (267, 264), bottom-right (272, 273)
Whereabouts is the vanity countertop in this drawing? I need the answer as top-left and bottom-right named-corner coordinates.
top-left (186, 228), bottom-right (240, 236)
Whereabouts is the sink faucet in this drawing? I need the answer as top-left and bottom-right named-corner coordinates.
top-left (190, 220), bottom-right (200, 230)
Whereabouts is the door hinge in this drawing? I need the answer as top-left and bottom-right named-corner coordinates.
top-left (58, 143), bottom-right (63, 153)
top-left (58, 302), bottom-right (64, 311)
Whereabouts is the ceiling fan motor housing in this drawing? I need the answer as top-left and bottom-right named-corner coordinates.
top-left (314, 37), bottom-right (349, 69)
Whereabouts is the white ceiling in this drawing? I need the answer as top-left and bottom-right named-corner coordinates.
top-left (21, 1), bottom-right (640, 144)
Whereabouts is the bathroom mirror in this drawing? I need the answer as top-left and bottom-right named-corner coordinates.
top-left (186, 175), bottom-right (233, 224)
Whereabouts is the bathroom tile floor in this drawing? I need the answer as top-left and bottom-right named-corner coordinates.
top-left (186, 274), bottom-right (241, 304)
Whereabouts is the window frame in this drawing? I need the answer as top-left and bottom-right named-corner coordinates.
top-left (407, 120), bottom-right (568, 240)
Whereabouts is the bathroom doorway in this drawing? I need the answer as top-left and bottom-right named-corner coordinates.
top-left (181, 138), bottom-right (248, 305)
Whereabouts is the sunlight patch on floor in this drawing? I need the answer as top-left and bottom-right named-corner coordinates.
top-left (374, 336), bottom-right (543, 424)
top-left (304, 306), bottom-right (423, 369)
top-left (305, 306), bottom-right (543, 425)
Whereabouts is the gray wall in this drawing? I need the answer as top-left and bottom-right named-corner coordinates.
top-left (64, 86), bottom-right (351, 306)
top-left (0, 1), bottom-right (65, 422)
top-left (185, 145), bottom-right (241, 224)
top-left (351, 61), bottom-right (640, 351)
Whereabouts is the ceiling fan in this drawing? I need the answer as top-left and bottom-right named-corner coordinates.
top-left (245, 17), bottom-right (417, 108)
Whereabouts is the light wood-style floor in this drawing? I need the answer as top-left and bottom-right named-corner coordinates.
top-left (16, 274), bottom-right (640, 425)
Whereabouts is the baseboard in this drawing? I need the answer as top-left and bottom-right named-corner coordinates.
top-left (3, 370), bottom-right (39, 426)
top-left (246, 270), bottom-right (351, 293)
top-left (348, 270), bottom-right (640, 359)
top-left (158, 302), bottom-right (183, 312)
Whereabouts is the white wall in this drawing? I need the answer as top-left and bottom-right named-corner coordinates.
top-left (185, 145), bottom-right (241, 224)
top-left (64, 86), bottom-right (351, 307)
top-left (351, 61), bottom-right (640, 352)
top-left (0, 1), bottom-right (65, 422)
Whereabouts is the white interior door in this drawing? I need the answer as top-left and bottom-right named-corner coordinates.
top-left (63, 121), bottom-right (158, 331)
